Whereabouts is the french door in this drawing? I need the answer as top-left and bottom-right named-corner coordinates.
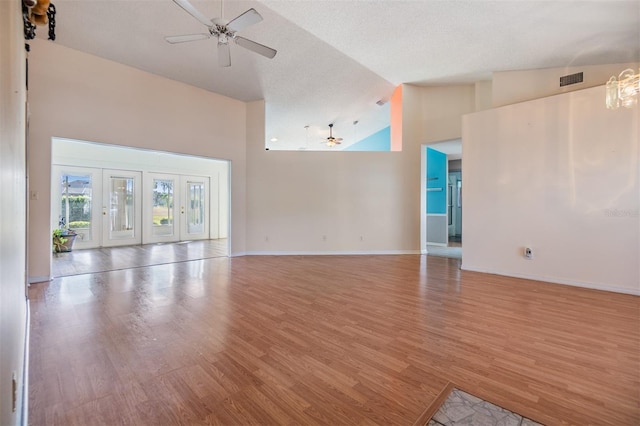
top-left (180, 176), bottom-right (209, 241)
top-left (53, 165), bottom-right (102, 250)
top-left (102, 170), bottom-right (142, 247)
top-left (144, 173), bottom-right (179, 243)
top-left (143, 174), bottom-right (210, 242)
top-left (54, 168), bottom-right (211, 248)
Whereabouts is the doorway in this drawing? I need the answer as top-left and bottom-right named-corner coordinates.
top-left (51, 138), bottom-right (230, 274)
top-left (447, 171), bottom-right (462, 245)
top-left (421, 139), bottom-right (462, 259)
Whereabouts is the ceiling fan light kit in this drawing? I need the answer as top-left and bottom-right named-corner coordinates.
top-left (324, 123), bottom-right (343, 147)
top-left (166, 0), bottom-right (277, 67)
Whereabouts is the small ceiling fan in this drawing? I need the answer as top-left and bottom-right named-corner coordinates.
top-left (166, 0), bottom-right (277, 67)
top-left (323, 124), bottom-right (343, 147)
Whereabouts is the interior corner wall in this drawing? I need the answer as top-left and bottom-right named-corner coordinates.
top-left (245, 84), bottom-right (474, 254)
top-left (474, 80), bottom-right (492, 112)
top-left (390, 85), bottom-right (403, 151)
top-left (0, 2), bottom-right (28, 424)
top-left (492, 62), bottom-right (639, 108)
top-left (403, 84), bottom-right (476, 146)
top-left (462, 85), bottom-right (639, 294)
top-left (27, 39), bottom-right (247, 280)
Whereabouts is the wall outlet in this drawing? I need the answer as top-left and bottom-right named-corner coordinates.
top-left (322, 235), bottom-right (327, 242)
top-left (524, 247), bottom-right (533, 259)
top-left (265, 236), bottom-right (269, 242)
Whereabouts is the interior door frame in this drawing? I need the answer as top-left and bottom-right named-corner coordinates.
top-left (51, 138), bottom-right (231, 255)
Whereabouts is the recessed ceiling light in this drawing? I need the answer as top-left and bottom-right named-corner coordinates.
top-left (270, 137), bottom-right (278, 142)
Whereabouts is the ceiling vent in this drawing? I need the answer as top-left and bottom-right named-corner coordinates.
top-left (559, 72), bottom-right (584, 87)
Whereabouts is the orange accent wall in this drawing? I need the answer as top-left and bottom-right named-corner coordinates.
top-left (390, 85), bottom-right (403, 151)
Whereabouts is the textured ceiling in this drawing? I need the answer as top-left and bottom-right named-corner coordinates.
top-left (38, 1), bottom-right (640, 150)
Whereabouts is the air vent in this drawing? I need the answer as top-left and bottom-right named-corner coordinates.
top-left (559, 72), bottom-right (584, 87)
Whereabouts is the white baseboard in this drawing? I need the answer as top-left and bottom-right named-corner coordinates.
top-left (241, 250), bottom-right (421, 256)
top-left (460, 265), bottom-right (640, 296)
top-left (28, 276), bottom-right (52, 284)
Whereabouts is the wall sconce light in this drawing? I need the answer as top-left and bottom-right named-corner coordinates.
top-left (606, 68), bottom-right (639, 109)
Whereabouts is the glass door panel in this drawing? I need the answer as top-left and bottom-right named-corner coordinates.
top-left (180, 176), bottom-right (209, 240)
top-left (153, 179), bottom-right (175, 235)
top-left (144, 173), bottom-right (179, 244)
top-left (52, 165), bottom-right (102, 250)
top-left (188, 183), bottom-right (205, 234)
top-left (102, 170), bottom-right (141, 247)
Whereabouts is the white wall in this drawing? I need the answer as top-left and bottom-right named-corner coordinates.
top-left (248, 101), bottom-right (411, 253)
top-left (27, 39), bottom-right (247, 281)
top-left (463, 85), bottom-right (639, 294)
top-left (0, 2), bottom-right (28, 424)
top-left (246, 84), bottom-right (475, 254)
top-left (493, 62), bottom-right (639, 108)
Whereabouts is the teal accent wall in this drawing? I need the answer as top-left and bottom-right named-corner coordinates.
top-left (344, 126), bottom-right (391, 151)
top-left (426, 148), bottom-right (447, 214)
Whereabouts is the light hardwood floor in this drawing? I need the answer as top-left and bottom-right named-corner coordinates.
top-left (29, 255), bottom-right (639, 425)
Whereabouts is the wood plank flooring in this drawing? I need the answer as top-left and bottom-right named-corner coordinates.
top-left (51, 239), bottom-right (228, 277)
top-left (29, 255), bottom-right (640, 425)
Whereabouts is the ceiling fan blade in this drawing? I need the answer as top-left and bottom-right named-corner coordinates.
top-left (227, 8), bottom-right (263, 32)
top-left (165, 33), bottom-right (211, 44)
top-left (172, 0), bottom-right (213, 28)
top-left (218, 42), bottom-right (231, 67)
top-left (234, 36), bottom-right (277, 59)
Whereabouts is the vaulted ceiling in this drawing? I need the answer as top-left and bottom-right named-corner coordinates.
top-left (37, 1), bottom-right (640, 150)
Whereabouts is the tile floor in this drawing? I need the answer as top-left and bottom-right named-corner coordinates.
top-left (426, 245), bottom-right (462, 260)
top-left (428, 389), bottom-right (544, 426)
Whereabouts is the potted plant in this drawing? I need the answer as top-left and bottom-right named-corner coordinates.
top-left (52, 217), bottom-right (77, 253)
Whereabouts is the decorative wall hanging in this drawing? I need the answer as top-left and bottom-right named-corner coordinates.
top-left (23, 0), bottom-right (56, 45)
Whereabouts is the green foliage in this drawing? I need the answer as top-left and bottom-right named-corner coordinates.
top-left (52, 228), bottom-right (76, 253)
top-left (61, 195), bottom-right (91, 223)
top-left (52, 229), bottom-right (68, 253)
top-left (68, 221), bottom-right (90, 229)
top-left (153, 215), bottom-right (172, 226)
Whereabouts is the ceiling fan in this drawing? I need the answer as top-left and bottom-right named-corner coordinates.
top-left (323, 124), bottom-right (343, 147)
top-left (165, 0), bottom-right (277, 67)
